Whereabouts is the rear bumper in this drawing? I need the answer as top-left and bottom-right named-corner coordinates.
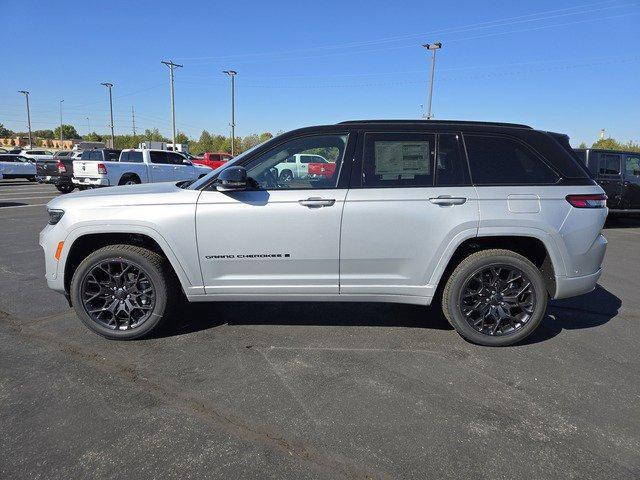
top-left (72, 177), bottom-right (110, 187)
top-left (553, 233), bottom-right (606, 299)
top-left (36, 174), bottom-right (72, 185)
top-left (554, 269), bottom-right (602, 299)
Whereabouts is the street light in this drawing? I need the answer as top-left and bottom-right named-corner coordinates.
top-left (422, 42), bottom-right (442, 120)
top-left (101, 82), bottom-right (115, 146)
top-left (59, 99), bottom-right (64, 145)
top-left (223, 70), bottom-right (237, 156)
top-left (18, 90), bottom-right (32, 148)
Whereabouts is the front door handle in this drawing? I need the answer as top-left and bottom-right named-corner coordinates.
top-left (429, 196), bottom-right (467, 206)
top-left (298, 197), bottom-right (336, 208)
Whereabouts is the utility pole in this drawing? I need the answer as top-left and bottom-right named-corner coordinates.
top-left (422, 42), bottom-right (442, 120)
top-left (86, 117), bottom-right (90, 133)
top-left (131, 106), bottom-right (137, 136)
top-left (59, 99), bottom-right (64, 145)
top-left (161, 60), bottom-right (183, 149)
top-left (18, 90), bottom-right (32, 148)
top-left (222, 70), bottom-right (237, 156)
top-left (101, 83), bottom-right (115, 147)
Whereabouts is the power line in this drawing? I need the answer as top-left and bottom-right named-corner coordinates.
top-left (175, 1), bottom-right (636, 63)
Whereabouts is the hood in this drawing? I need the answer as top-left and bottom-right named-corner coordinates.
top-left (47, 181), bottom-right (199, 210)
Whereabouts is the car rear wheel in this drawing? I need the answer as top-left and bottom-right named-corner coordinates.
top-left (119, 175), bottom-right (140, 186)
top-left (70, 244), bottom-right (177, 340)
top-left (441, 249), bottom-right (548, 346)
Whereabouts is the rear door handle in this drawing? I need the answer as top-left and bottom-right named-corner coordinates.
top-left (429, 196), bottom-right (467, 206)
top-left (298, 197), bottom-right (336, 208)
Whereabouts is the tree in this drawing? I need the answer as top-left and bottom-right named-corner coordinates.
top-left (142, 128), bottom-right (169, 142)
top-left (175, 131), bottom-right (189, 144)
top-left (591, 137), bottom-right (640, 153)
top-left (84, 132), bottom-right (103, 142)
top-left (0, 123), bottom-right (14, 137)
top-left (53, 124), bottom-right (80, 140)
top-left (34, 129), bottom-right (54, 139)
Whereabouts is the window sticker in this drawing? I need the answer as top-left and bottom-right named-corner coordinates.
top-left (374, 141), bottom-right (430, 179)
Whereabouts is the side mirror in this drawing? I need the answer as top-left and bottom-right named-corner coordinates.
top-left (182, 159), bottom-right (193, 165)
top-left (216, 166), bottom-right (247, 191)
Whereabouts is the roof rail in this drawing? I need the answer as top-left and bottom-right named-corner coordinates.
top-left (337, 119), bottom-right (532, 129)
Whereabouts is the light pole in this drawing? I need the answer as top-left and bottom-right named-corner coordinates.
top-left (101, 82), bottom-right (115, 147)
top-left (161, 60), bottom-right (183, 149)
top-left (18, 90), bottom-right (32, 148)
top-left (86, 117), bottom-right (90, 134)
top-left (422, 42), bottom-right (442, 120)
top-left (223, 70), bottom-right (237, 156)
top-left (59, 99), bottom-right (64, 145)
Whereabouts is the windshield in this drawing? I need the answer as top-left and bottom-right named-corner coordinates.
top-left (186, 142), bottom-right (266, 190)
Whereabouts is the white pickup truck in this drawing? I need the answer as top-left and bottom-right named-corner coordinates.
top-left (72, 149), bottom-right (212, 188)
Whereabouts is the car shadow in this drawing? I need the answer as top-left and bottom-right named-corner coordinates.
top-left (154, 285), bottom-right (620, 345)
top-left (604, 214), bottom-right (640, 229)
top-left (518, 285), bottom-right (621, 345)
top-left (0, 202), bottom-right (27, 208)
top-left (156, 300), bottom-right (453, 339)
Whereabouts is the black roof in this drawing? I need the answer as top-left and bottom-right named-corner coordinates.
top-left (338, 119), bottom-right (532, 129)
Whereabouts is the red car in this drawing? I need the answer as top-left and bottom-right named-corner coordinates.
top-left (192, 152), bottom-right (233, 170)
top-left (307, 161), bottom-right (337, 178)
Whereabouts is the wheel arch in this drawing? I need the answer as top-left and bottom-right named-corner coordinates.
top-left (431, 232), bottom-right (562, 299)
top-left (61, 226), bottom-right (196, 299)
top-left (118, 172), bottom-right (141, 185)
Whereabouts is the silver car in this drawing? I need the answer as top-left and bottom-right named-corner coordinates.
top-left (40, 120), bottom-right (608, 346)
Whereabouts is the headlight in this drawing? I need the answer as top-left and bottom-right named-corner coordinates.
top-left (48, 209), bottom-right (65, 225)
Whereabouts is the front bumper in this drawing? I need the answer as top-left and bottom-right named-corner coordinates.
top-left (72, 177), bottom-right (110, 187)
top-left (39, 223), bottom-right (67, 294)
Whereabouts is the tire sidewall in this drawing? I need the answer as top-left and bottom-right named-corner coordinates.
top-left (446, 254), bottom-right (548, 346)
top-left (70, 248), bottom-right (168, 339)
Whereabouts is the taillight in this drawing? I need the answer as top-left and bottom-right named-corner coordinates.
top-left (97, 163), bottom-right (107, 175)
top-left (566, 194), bottom-right (607, 208)
top-left (56, 160), bottom-right (66, 173)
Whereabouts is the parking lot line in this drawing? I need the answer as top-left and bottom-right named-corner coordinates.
top-left (0, 195), bottom-right (59, 201)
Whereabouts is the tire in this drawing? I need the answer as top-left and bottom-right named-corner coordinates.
top-left (119, 175), bottom-right (140, 186)
top-left (56, 184), bottom-right (75, 193)
top-left (70, 244), bottom-right (178, 340)
top-left (441, 249), bottom-right (548, 347)
top-left (279, 170), bottom-right (293, 182)
top-left (28, 176), bottom-right (36, 182)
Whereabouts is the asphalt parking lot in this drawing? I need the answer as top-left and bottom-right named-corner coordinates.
top-left (1, 179), bottom-right (639, 479)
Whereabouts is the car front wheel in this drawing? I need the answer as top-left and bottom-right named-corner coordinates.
top-left (441, 249), bottom-right (548, 346)
top-left (70, 244), bottom-right (177, 340)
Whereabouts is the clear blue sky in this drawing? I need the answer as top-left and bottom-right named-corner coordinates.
top-left (1, 0), bottom-right (638, 145)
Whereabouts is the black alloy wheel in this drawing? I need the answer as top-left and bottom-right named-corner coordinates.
top-left (459, 265), bottom-right (535, 336)
top-left (80, 259), bottom-right (156, 331)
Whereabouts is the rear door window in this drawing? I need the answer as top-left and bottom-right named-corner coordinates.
top-left (362, 132), bottom-right (435, 188)
top-left (167, 152), bottom-right (185, 165)
top-left (464, 134), bottom-right (559, 185)
top-left (599, 154), bottom-right (621, 175)
top-left (625, 155), bottom-right (640, 178)
top-left (150, 151), bottom-right (168, 164)
top-left (435, 133), bottom-right (470, 186)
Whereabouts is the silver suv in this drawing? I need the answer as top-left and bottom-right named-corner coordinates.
top-left (40, 120), bottom-right (608, 346)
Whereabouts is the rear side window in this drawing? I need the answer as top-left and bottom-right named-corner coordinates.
top-left (167, 152), bottom-right (185, 165)
top-left (150, 151), bottom-right (168, 164)
top-left (464, 135), bottom-right (559, 185)
top-left (436, 133), bottom-right (470, 186)
top-left (106, 150), bottom-right (120, 161)
top-left (120, 151), bottom-right (143, 163)
top-left (362, 132), bottom-right (435, 188)
top-left (599, 154), bottom-right (621, 175)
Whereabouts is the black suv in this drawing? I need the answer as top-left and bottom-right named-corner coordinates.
top-left (574, 148), bottom-right (640, 212)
